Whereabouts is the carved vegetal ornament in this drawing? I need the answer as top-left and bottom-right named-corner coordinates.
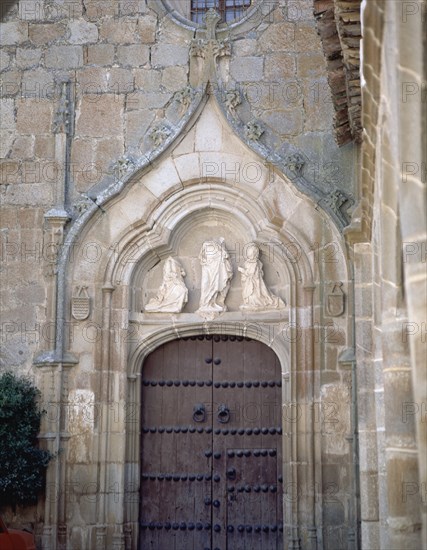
top-left (225, 89), bottom-right (242, 117)
top-left (285, 153), bottom-right (305, 176)
top-left (149, 124), bottom-right (171, 147)
top-left (71, 286), bottom-right (91, 320)
top-left (174, 86), bottom-right (195, 114)
top-left (325, 282), bottom-right (345, 317)
top-left (74, 194), bottom-right (94, 215)
top-left (244, 120), bottom-right (264, 141)
top-left (113, 156), bottom-right (135, 180)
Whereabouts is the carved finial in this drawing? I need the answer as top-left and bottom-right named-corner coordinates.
top-left (244, 120), bottom-right (264, 141)
top-left (204, 8), bottom-right (221, 39)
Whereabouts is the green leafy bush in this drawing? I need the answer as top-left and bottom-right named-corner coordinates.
top-left (0, 372), bottom-right (53, 506)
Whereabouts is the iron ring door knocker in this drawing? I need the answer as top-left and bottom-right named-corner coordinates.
top-left (217, 404), bottom-right (230, 424)
top-left (193, 403), bottom-right (206, 423)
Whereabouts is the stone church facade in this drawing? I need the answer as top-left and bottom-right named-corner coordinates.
top-left (0, 1), bottom-right (425, 549)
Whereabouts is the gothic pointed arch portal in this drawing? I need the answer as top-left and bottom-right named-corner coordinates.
top-left (37, 94), bottom-right (353, 549)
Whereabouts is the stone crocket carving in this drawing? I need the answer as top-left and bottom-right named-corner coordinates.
top-left (197, 238), bottom-right (233, 318)
top-left (238, 243), bottom-right (285, 311)
top-left (144, 257), bottom-right (188, 313)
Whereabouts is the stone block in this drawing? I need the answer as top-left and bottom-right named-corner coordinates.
top-left (302, 78), bottom-right (334, 131)
top-left (297, 53), bottom-right (327, 78)
top-left (86, 44), bottom-right (115, 66)
top-left (0, 208), bottom-right (17, 229)
top-left (117, 45), bottom-right (149, 67)
top-left (264, 54), bottom-right (296, 80)
top-left (120, 0), bottom-right (149, 16)
top-left (295, 24), bottom-right (322, 52)
top-left (262, 109), bottom-right (303, 136)
top-left (4, 182), bottom-right (53, 205)
top-left (0, 50), bottom-right (11, 71)
top-left (10, 136), bottom-right (34, 159)
top-left (0, 160), bottom-right (20, 184)
top-left (0, 131), bottom-right (14, 158)
top-left (173, 153), bottom-right (201, 183)
top-left (16, 48), bottom-right (42, 69)
top-left (0, 22), bottom-right (28, 45)
top-left (142, 158), bottom-right (181, 199)
top-left (95, 137), bottom-right (124, 175)
top-left (16, 99), bottom-right (53, 134)
top-left (76, 95), bottom-right (124, 138)
top-left (34, 136), bottom-right (55, 159)
top-left (260, 23), bottom-right (295, 53)
top-left (195, 106), bottom-right (223, 151)
top-left (16, 283), bottom-right (45, 304)
top-left (0, 98), bottom-right (15, 129)
top-left (230, 56), bottom-right (264, 82)
top-left (233, 39), bottom-right (257, 56)
top-left (137, 14), bottom-right (157, 43)
top-left (78, 67), bottom-right (134, 94)
top-left (83, 0), bottom-right (117, 20)
top-left (125, 91), bottom-right (170, 110)
top-left (360, 471), bottom-right (379, 521)
top-left (68, 20), bottom-right (98, 44)
top-left (358, 430), bottom-right (379, 472)
top-left (45, 46), bottom-right (84, 69)
top-left (151, 44), bottom-right (188, 67)
top-left (28, 23), bottom-right (67, 46)
top-left (71, 138), bottom-right (95, 189)
top-left (124, 109), bottom-right (155, 148)
top-left (0, 71), bottom-right (22, 96)
top-left (21, 68), bottom-right (55, 99)
top-left (100, 18), bottom-right (139, 43)
top-left (161, 66), bottom-right (188, 91)
top-left (134, 69), bottom-right (161, 91)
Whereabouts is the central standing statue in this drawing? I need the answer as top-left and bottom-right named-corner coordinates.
top-left (197, 238), bottom-right (233, 318)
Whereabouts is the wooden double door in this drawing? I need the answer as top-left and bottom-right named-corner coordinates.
top-left (139, 335), bottom-right (283, 550)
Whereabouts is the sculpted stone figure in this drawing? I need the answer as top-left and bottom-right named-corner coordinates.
top-left (197, 238), bottom-right (233, 318)
top-left (238, 243), bottom-right (285, 311)
top-left (144, 257), bottom-right (188, 313)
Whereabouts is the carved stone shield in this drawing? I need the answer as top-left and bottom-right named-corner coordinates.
top-left (326, 283), bottom-right (345, 317)
top-left (71, 286), bottom-right (90, 320)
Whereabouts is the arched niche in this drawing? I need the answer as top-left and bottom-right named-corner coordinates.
top-left (130, 207), bottom-right (291, 314)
